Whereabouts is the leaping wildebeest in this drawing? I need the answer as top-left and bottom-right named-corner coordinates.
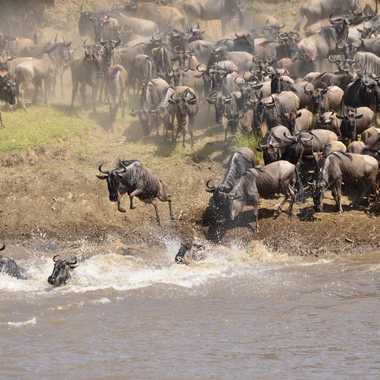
top-left (97, 160), bottom-right (174, 226)
top-left (206, 148), bottom-right (256, 223)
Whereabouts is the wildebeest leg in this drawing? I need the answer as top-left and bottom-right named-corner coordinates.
top-left (167, 199), bottom-right (174, 221)
top-left (287, 185), bottom-right (296, 216)
top-left (129, 195), bottom-right (135, 210)
top-left (331, 187), bottom-right (340, 209)
top-left (275, 183), bottom-right (290, 214)
top-left (32, 79), bottom-right (40, 104)
top-left (120, 82), bottom-right (126, 119)
top-left (71, 80), bottom-right (78, 108)
top-left (335, 182), bottom-right (343, 213)
top-left (116, 193), bottom-right (127, 213)
top-left (92, 84), bottom-right (97, 113)
top-left (253, 204), bottom-right (259, 233)
top-left (43, 78), bottom-right (48, 105)
top-left (60, 71), bottom-right (64, 98)
top-left (189, 115), bottom-right (195, 148)
top-left (151, 200), bottom-right (161, 226)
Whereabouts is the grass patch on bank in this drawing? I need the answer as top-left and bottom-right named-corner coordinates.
top-left (235, 133), bottom-right (263, 164)
top-left (0, 106), bottom-right (95, 153)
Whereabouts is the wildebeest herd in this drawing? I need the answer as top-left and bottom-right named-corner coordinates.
top-left (3, 0), bottom-right (380, 285)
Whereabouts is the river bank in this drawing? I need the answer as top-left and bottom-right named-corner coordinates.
top-left (1, 105), bottom-right (380, 258)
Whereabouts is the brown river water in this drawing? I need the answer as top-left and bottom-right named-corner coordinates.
top-left (1, 238), bottom-right (380, 379)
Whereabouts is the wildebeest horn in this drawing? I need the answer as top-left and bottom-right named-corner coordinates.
top-left (98, 164), bottom-right (110, 175)
top-left (53, 255), bottom-right (60, 262)
top-left (196, 64), bottom-right (207, 73)
top-left (67, 257), bottom-right (78, 266)
top-left (300, 134), bottom-right (313, 143)
top-left (0, 244), bottom-right (5, 251)
top-left (206, 180), bottom-right (216, 192)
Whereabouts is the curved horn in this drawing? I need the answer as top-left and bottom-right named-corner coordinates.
top-left (53, 255), bottom-right (60, 262)
top-left (0, 244), bottom-right (5, 251)
top-left (67, 256), bottom-right (78, 266)
top-left (98, 164), bottom-right (110, 175)
top-left (206, 180), bottom-right (216, 192)
top-left (196, 64), bottom-right (207, 73)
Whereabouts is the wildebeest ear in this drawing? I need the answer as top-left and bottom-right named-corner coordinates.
top-left (96, 175), bottom-right (108, 180)
top-left (355, 114), bottom-right (364, 119)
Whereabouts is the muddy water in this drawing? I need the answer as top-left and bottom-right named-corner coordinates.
top-left (1, 240), bottom-right (380, 379)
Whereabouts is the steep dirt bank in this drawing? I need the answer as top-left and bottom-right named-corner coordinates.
top-left (1, 105), bottom-right (380, 257)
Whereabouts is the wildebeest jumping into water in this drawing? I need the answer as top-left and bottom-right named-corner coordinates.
top-left (97, 160), bottom-right (174, 226)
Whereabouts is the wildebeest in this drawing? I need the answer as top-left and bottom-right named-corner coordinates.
top-left (313, 152), bottom-right (379, 212)
top-left (361, 126), bottom-right (380, 149)
top-left (167, 86), bottom-right (199, 147)
top-left (107, 64), bottom-right (128, 120)
top-left (228, 160), bottom-right (303, 231)
top-left (297, 18), bottom-right (349, 65)
top-left (347, 140), bottom-right (366, 154)
top-left (0, 72), bottom-right (16, 127)
top-left (70, 44), bottom-right (101, 111)
top-left (128, 2), bottom-right (187, 32)
top-left (338, 107), bottom-right (375, 142)
top-left (178, 0), bottom-right (243, 32)
top-left (47, 255), bottom-right (78, 287)
top-left (130, 54), bottom-right (153, 95)
top-left (79, 10), bottom-right (159, 38)
top-left (13, 42), bottom-right (72, 105)
top-left (15, 52), bottom-right (56, 105)
top-left (97, 160), bottom-right (174, 225)
top-left (343, 75), bottom-right (380, 111)
top-left (136, 77), bottom-right (171, 135)
top-left (0, 244), bottom-right (26, 280)
top-left (206, 148), bottom-right (256, 223)
top-left (255, 91), bottom-right (300, 132)
top-left (295, 0), bottom-right (359, 31)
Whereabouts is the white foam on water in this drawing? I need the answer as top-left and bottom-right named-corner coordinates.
top-left (0, 239), bottom-right (332, 296)
top-left (6, 317), bottom-right (36, 328)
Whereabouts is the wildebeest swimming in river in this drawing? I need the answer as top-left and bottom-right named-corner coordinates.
top-left (47, 255), bottom-right (78, 287)
top-left (97, 160), bottom-right (174, 226)
top-left (0, 244), bottom-right (27, 280)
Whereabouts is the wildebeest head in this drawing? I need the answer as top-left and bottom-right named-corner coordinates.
top-left (169, 88), bottom-right (197, 116)
top-left (100, 39), bottom-right (121, 69)
top-left (206, 180), bottom-right (232, 222)
top-left (0, 75), bottom-right (16, 105)
top-left (96, 163), bottom-right (126, 202)
top-left (337, 109), bottom-right (363, 140)
top-left (48, 255), bottom-right (78, 287)
top-left (187, 24), bottom-right (205, 43)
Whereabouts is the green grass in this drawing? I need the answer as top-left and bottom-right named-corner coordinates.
top-left (235, 133), bottom-right (263, 164)
top-left (0, 106), bottom-right (95, 153)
